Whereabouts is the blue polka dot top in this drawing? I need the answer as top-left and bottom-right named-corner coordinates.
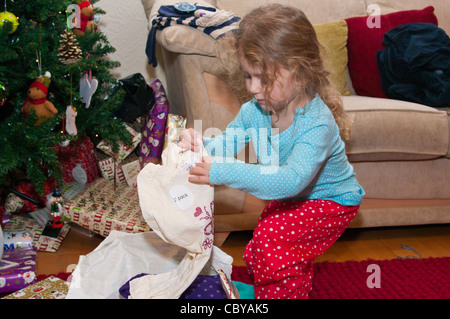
top-left (204, 94), bottom-right (365, 206)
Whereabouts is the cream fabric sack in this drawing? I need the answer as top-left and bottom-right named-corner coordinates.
top-left (129, 142), bottom-right (215, 299)
top-left (65, 231), bottom-right (233, 299)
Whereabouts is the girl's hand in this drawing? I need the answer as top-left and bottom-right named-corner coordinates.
top-left (178, 128), bottom-right (203, 152)
top-left (189, 156), bottom-right (213, 185)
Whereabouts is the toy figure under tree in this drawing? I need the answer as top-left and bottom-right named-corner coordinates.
top-left (0, 0), bottom-right (132, 200)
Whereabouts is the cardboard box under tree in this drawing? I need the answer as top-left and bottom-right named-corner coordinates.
top-left (63, 178), bottom-right (151, 237)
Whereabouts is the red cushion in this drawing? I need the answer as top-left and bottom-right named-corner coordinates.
top-left (345, 6), bottom-right (438, 97)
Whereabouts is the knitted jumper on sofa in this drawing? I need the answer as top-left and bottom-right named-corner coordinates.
top-left (146, 5), bottom-right (240, 67)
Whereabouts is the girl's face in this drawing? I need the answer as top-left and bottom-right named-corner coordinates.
top-left (239, 55), bottom-right (302, 113)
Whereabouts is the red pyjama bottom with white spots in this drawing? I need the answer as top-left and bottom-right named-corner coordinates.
top-left (243, 199), bottom-right (359, 299)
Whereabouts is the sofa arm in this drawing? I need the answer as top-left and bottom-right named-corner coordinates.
top-left (141, 0), bottom-right (223, 58)
top-left (156, 26), bottom-right (217, 57)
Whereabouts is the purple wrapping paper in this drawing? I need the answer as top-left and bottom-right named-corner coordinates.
top-left (138, 79), bottom-right (170, 167)
top-left (0, 247), bottom-right (37, 293)
top-left (119, 274), bottom-right (227, 299)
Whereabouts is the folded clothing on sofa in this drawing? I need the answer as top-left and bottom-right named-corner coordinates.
top-left (146, 4), bottom-right (240, 67)
top-left (377, 22), bottom-right (450, 108)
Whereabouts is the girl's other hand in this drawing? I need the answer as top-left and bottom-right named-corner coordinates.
top-left (178, 128), bottom-right (202, 152)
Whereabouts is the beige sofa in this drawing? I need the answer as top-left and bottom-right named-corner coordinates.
top-left (140, 0), bottom-right (450, 245)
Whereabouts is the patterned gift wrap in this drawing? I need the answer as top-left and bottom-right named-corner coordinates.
top-left (97, 151), bottom-right (140, 187)
top-left (63, 178), bottom-right (151, 237)
top-left (138, 79), bottom-right (170, 167)
top-left (3, 276), bottom-right (69, 299)
top-left (163, 113), bottom-right (187, 150)
top-left (97, 124), bottom-right (142, 162)
top-left (0, 247), bottom-right (37, 294)
top-left (3, 215), bottom-right (70, 253)
top-left (55, 135), bottom-right (99, 184)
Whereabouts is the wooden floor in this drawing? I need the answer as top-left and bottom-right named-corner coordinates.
top-left (36, 223), bottom-right (450, 276)
top-left (222, 224), bottom-right (450, 267)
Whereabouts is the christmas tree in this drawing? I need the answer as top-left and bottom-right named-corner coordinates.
top-left (0, 0), bottom-right (131, 196)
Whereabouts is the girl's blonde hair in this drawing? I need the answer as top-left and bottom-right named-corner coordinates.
top-left (218, 4), bottom-right (352, 140)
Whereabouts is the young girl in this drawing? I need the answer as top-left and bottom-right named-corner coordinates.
top-left (179, 4), bottom-right (364, 299)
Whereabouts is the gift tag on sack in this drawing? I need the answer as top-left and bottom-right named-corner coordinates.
top-left (129, 143), bottom-right (214, 299)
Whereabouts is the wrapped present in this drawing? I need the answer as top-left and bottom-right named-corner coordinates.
top-left (121, 154), bottom-right (140, 187)
top-left (0, 247), bottom-right (37, 294)
top-left (63, 178), bottom-right (151, 237)
top-left (97, 124), bottom-right (142, 163)
top-left (97, 151), bottom-right (127, 185)
top-left (3, 230), bottom-right (34, 250)
top-left (0, 206), bottom-right (5, 228)
top-left (4, 193), bottom-right (24, 214)
top-left (139, 79), bottom-right (170, 167)
top-left (3, 215), bottom-right (70, 252)
top-left (55, 135), bottom-right (99, 184)
top-left (14, 181), bottom-right (49, 212)
top-left (163, 113), bottom-right (187, 150)
top-left (28, 182), bottom-right (86, 227)
top-left (3, 275), bottom-right (69, 299)
top-left (97, 151), bottom-right (140, 187)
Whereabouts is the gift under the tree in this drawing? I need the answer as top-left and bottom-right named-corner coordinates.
top-left (13, 178), bottom-right (55, 212)
top-left (163, 113), bottom-right (187, 150)
top-left (63, 178), bottom-right (151, 237)
top-left (97, 151), bottom-right (140, 187)
top-left (3, 215), bottom-right (70, 252)
top-left (0, 246), bottom-right (37, 294)
top-left (138, 79), bottom-right (170, 167)
top-left (55, 135), bottom-right (99, 184)
top-left (97, 124), bottom-right (142, 162)
top-left (3, 275), bottom-right (69, 299)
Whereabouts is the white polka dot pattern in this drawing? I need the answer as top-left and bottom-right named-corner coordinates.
top-left (204, 95), bottom-right (364, 206)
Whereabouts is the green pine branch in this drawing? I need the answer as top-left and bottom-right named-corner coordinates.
top-left (0, 0), bottom-right (130, 195)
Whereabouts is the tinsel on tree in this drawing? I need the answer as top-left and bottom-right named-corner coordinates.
top-left (0, 0), bottom-right (131, 196)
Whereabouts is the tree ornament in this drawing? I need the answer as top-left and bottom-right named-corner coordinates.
top-left (0, 82), bottom-right (6, 107)
top-left (80, 71), bottom-right (98, 108)
top-left (21, 72), bottom-right (58, 125)
top-left (49, 189), bottom-right (63, 229)
top-left (60, 105), bottom-right (78, 147)
top-left (65, 105), bottom-right (78, 136)
top-left (72, 163), bottom-right (87, 184)
top-left (72, 0), bottom-right (98, 37)
top-left (0, 11), bottom-right (19, 34)
top-left (57, 29), bottom-right (83, 65)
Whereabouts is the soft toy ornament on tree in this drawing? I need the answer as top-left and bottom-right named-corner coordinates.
top-left (21, 72), bottom-right (58, 125)
top-left (73, 0), bottom-right (98, 37)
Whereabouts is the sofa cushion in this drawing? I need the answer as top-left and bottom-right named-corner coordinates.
top-left (343, 96), bottom-right (449, 162)
top-left (369, 0), bottom-right (450, 35)
top-left (314, 20), bottom-right (350, 96)
top-left (216, 0), bottom-right (367, 24)
top-left (345, 6), bottom-right (438, 98)
top-left (149, 10), bottom-right (352, 97)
